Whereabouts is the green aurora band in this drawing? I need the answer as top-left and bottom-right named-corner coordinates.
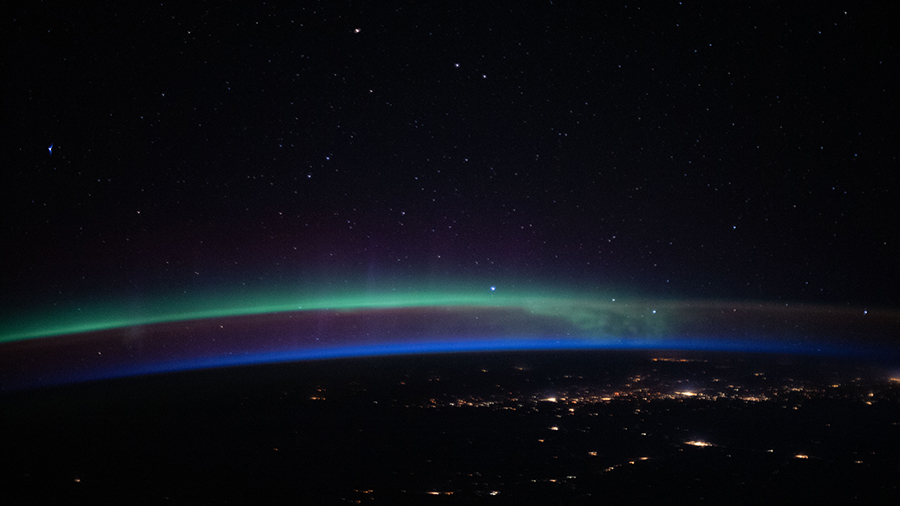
top-left (2, 281), bottom-right (896, 351)
top-left (2, 284), bottom-right (659, 344)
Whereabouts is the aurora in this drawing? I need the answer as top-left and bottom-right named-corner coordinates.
top-left (2, 285), bottom-right (897, 391)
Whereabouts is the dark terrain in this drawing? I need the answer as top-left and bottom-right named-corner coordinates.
top-left (2, 351), bottom-right (899, 504)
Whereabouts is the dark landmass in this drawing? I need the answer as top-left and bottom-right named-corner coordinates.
top-left (2, 351), bottom-right (898, 504)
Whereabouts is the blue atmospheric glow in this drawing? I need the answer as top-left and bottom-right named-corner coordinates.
top-left (98, 336), bottom-right (885, 385)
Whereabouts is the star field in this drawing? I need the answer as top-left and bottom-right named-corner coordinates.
top-left (2, 1), bottom-right (898, 341)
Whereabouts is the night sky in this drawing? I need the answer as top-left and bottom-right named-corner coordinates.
top-left (3, 1), bottom-right (899, 345)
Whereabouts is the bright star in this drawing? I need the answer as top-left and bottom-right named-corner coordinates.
top-left (48, 143), bottom-right (53, 156)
